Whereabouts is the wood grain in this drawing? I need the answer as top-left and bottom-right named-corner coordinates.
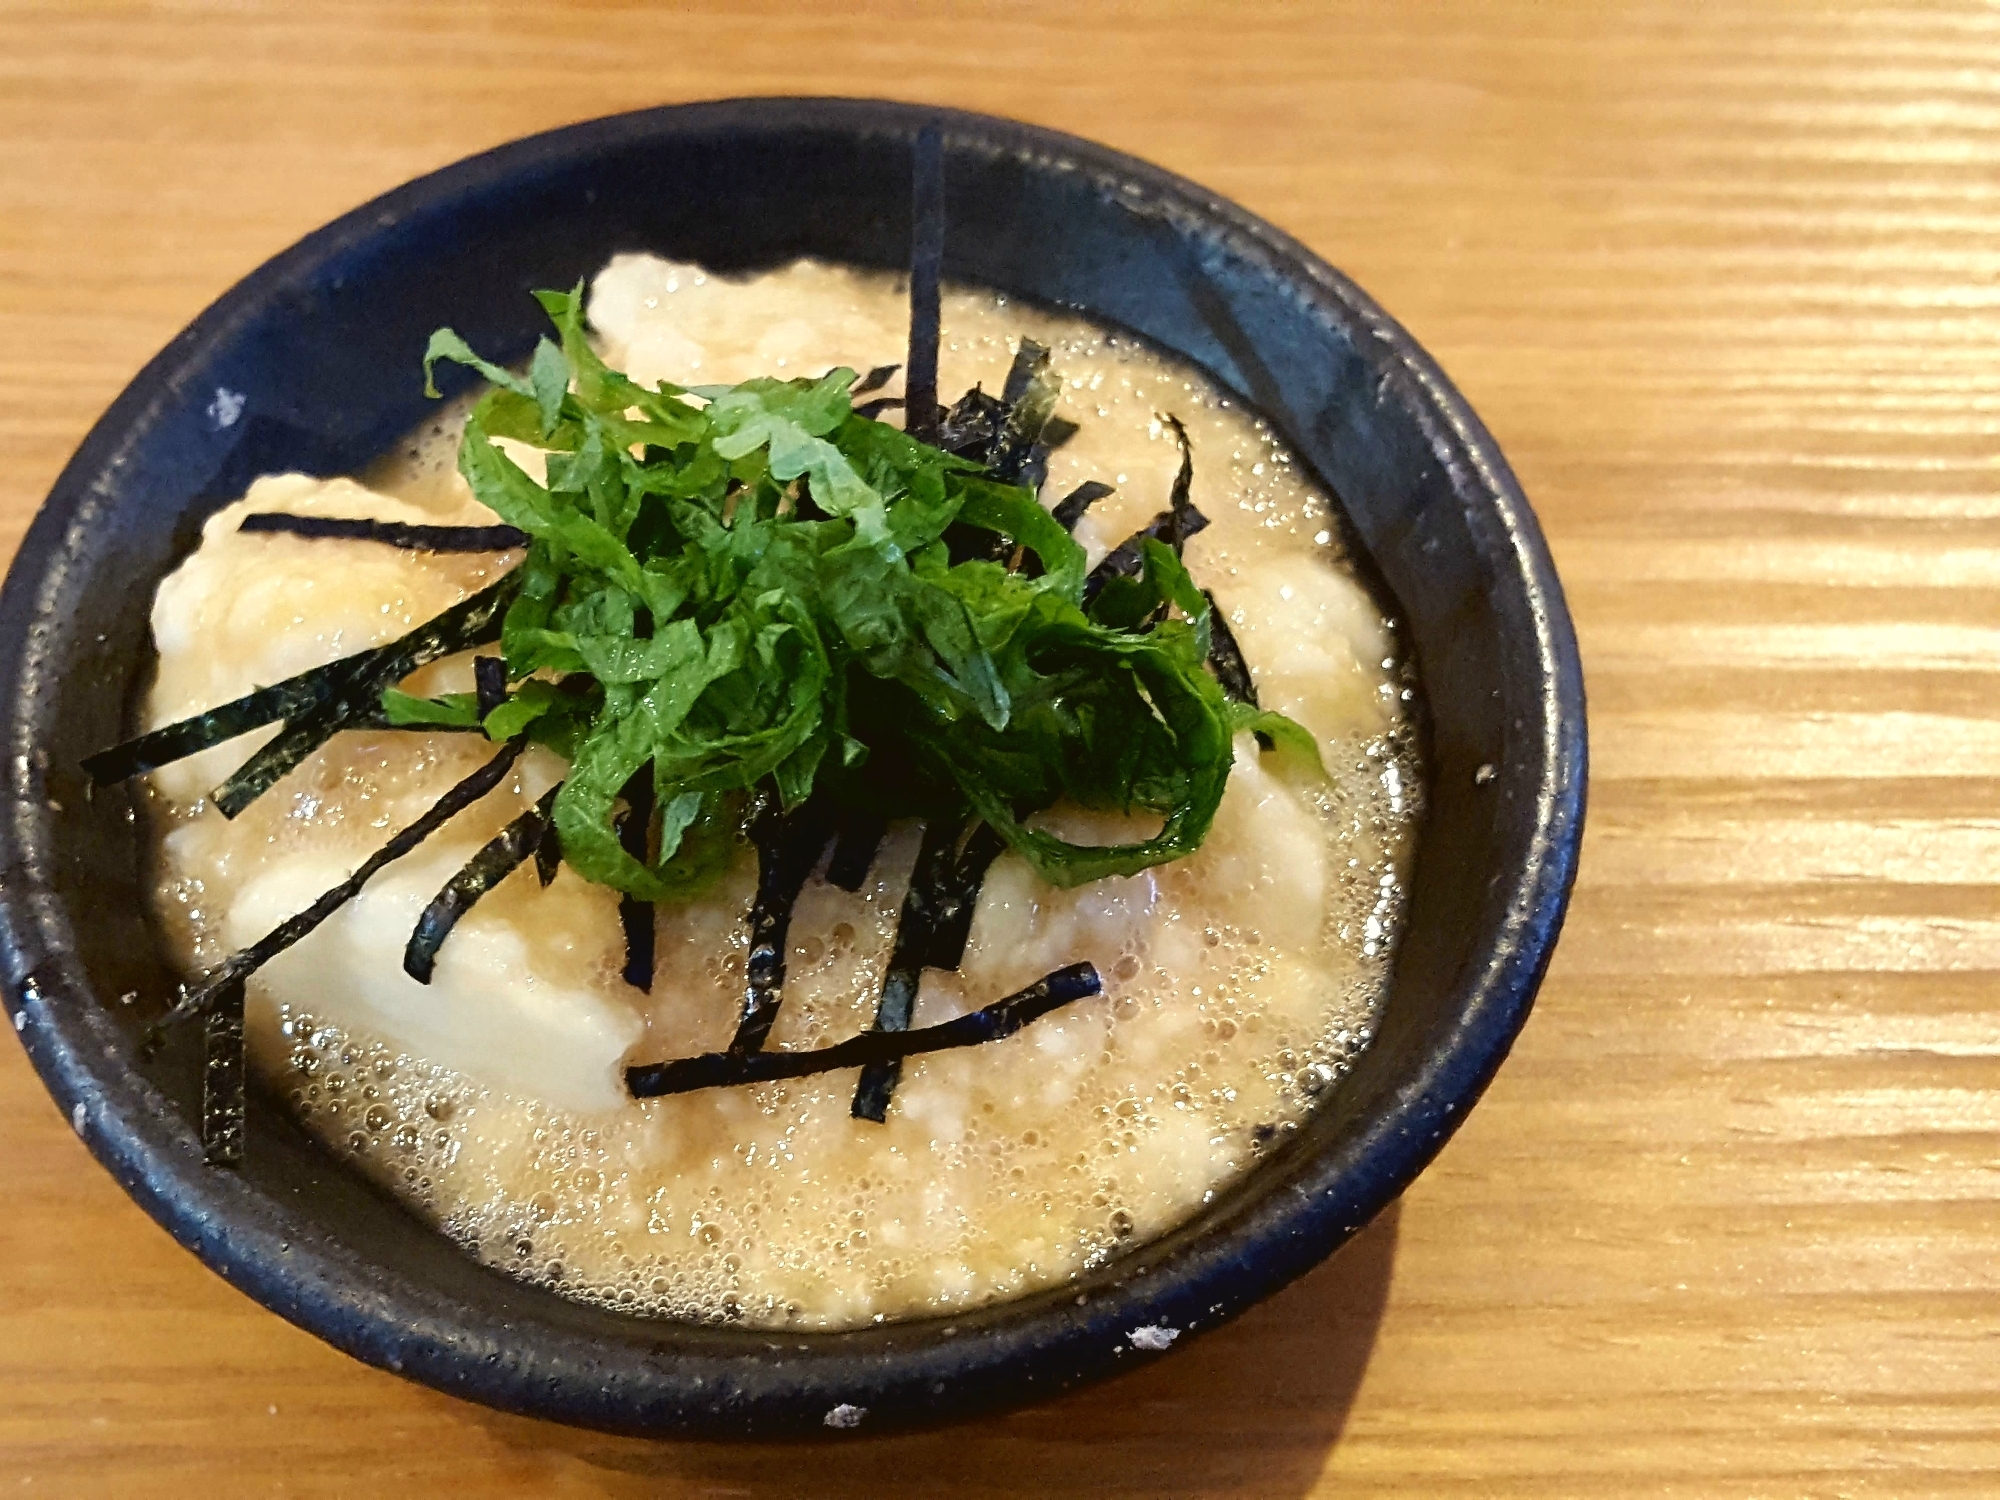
top-left (4, 0), bottom-right (1998, 1493)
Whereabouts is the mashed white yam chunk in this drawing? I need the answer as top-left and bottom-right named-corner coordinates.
top-left (224, 845), bottom-right (643, 1114)
top-left (144, 257), bottom-right (1418, 1330)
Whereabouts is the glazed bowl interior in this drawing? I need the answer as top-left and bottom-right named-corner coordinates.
top-left (0, 99), bottom-right (1583, 1437)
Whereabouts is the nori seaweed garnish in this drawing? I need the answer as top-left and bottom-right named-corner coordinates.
top-left (1203, 587), bottom-right (1271, 750)
top-left (208, 572), bottom-right (519, 817)
top-left (851, 363), bottom-right (900, 397)
top-left (984, 338), bottom-right (1059, 486)
top-left (626, 961), bottom-right (1100, 1098)
top-left (825, 808), bottom-right (888, 893)
top-left (146, 738), bottom-right (527, 1052)
top-left (1161, 413), bottom-right (1199, 541)
top-left (904, 123), bottom-right (945, 445)
top-left (474, 655), bottom-right (508, 719)
top-left (237, 513), bottom-right (529, 552)
top-left (939, 339), bottom-right (1066, 568)
top-left (617, 764), bottom-right (657, 992)
top-left (82, 675), bottom-right (318, 786)
top-left (1204, 588), bottom-right (1259, 706)
top-left (402, 783), bottom-right (561, 983)
top-left (924, 822), bottom-right (1007, 972)
top-left (853, 396), bottom-right (905, 421)
top-left (89, 572), bottom-right (520, 800)
top-left (1083, 415), bottom-right (1208, 601)
top-left (200, 985), bottom-right (246, 1167)
top-left (849, 812), bottom-right (1017, 1122)
top-left (1040, 415), bottom-right (1080, 450)
top-left (729, 797), bottom-right (838, 1054)
top-left (533, 815), bottom-right (562, 887)
top-left (1050, 480), bottom-right (1115, 532)
top-left (937, 386), bottom-right (1006, 459)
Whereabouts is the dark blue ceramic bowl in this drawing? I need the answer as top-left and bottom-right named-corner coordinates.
top-left (0, 98), bottom-right (1584, 1438)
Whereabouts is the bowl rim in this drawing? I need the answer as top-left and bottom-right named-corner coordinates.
top-left (0, 96), bottom-right (1586, 1437)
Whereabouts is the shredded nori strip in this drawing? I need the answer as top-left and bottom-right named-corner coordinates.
top-left (849, 817), bottom-right (960, 1120)
top-left (201, 984), bottom-right (246, 1167)
top-left (852, 363), bottom-right (900, 397)
top-left (905, 123), bottom-right (945, 445)
top-left (1050, 479), bottom-right (1115, 532)
top-left (211, 712), bottom-right (351, 818)
top-left (825, 808), bottom-right (888, 893)
top-left (936, 339), bottom-right (1067, 568)
top-left (854, 396), bottom-right (905, 421)
top-left (618, 765), bottom-right (657, 992)
top-left (534, 816), bottom-right (562, 887)
top-left (924, 822), bottom-right (1007, 972)
top-left (627, 962), bottom-right (1101, 1098)
top-left (1204, 588), bottom-right (1258, 706)
top-left (937, 387), bottom-right (1005, 468)
top-left (106, 107), bottom-right (1217, 1153)
top-left (237, 513), bottom-right (529, 552)
top-left (729, 798), bottom-right (838, 1054)
top-left (985, 338), bottom-right (1059, 486)
top-left (1161, 413), bottom-right (1199, 540)
top-left (1203, 586), bottom-right (1270, 749)
top-left (1040, 415), bottom-right (1080, 451)
top-left (209, 573), bottom-right (520, 817)
top-left (848, 812), bottom-right (1019, 1121)
top-left (474, 655), bottom-right (507, 719)
top-left (145, 739), bottom-right (526, 1047)
top-left (1083, 415), bottom-right (1207, 601)
top-left (402, 784), bottom-right (561, 983)
top-left (85, 654), bottom-right (385, 786)
top-left (1000, 339), bottom-right (1046, 407)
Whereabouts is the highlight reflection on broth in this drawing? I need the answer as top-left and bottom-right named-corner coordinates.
top-left (141, 258), bottom-right (1422, 1329)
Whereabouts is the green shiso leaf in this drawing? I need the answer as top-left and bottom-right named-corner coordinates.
top-left (423, 328), bottom-right (533, 400)
top-left (408, 292), bottom-right (1319, 900)
top-left (381, 689), bottom-right (484, 729)
top-left (1229, 701), bottom-right (1329, 775)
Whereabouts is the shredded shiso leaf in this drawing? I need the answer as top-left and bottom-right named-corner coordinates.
top-left (731, 798), bottom-right (838, 1054)
top-left (1050, 479), bottom-right (1115, 532)
top-left (903, 124), bottom-right (944, 444)
top-left (403, 784), bottom-right (560, 983)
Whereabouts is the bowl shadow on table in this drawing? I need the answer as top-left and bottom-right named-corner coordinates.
top-left (464, 1199), bottom-right (1400, 1498)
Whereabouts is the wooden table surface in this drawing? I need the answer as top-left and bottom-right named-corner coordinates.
top-left (5, 1), bottom-right (1997, 1493)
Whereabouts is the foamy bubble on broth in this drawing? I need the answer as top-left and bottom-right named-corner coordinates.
top-left (157, 258), bottom-right (1422, 1330)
